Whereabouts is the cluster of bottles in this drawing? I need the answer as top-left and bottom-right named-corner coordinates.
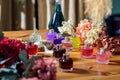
top-left (46, 29), bottom-right (111, 71)
top-left (53, 45), bottom-right (73, 71)
top-left (46, 29), bottom-right (74, 72)
top-left (27, 0), bottom-right (111, 73)
top-left (46, 29), bottom-right (81, 52)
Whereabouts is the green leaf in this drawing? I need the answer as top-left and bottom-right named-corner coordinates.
top-left (24, 62), bottom-right (33, 78)
top-left (19, 50), bottom-right (28, 65)
top-left (0, 31), bottom-right (4, 41)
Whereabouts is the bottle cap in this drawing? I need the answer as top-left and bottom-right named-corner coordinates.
top-left (56, 0), bottom-right (61, 4)
top-left (49, 29), bottom-right (54, 33)
top-left (99, 47), bottom-right (106, 54)
top-left (84, 42), bottom-right (90, 48)
top-left (72, 33), bottom-right (76, 38)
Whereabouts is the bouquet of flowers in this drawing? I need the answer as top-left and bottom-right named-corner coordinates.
top-left (0, 31), bottom-right (27, 79)
top-left (20, 57), bottom-right (56, 80)
top-left (0, 32), bottom-right (57, 80)
top-left (58, 19), bottom-right (75, 36)
top-left (0, 37), bottom-right (26, 67)
top-left (76, 19), bottom-right (93, 44)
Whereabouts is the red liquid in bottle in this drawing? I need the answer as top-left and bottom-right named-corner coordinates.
top-left (81, 46), bottom-right (93, 58)
top-left (59, 54), bottom-right (73, 71)
top-left (27, 43), bottom-right (38, 55)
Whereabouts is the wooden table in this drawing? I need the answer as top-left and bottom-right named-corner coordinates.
top-left (3, 30), bottom-right (120, 80)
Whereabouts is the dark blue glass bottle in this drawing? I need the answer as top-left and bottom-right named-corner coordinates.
top-left (48, 0), bottom-right (65, 33)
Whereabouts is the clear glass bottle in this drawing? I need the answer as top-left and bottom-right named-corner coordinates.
top-left (80, 43), bottom-right (93, 58)
top-left (96, 48), bottom-right (110, 64)
top-left (48, 0), bottom-right (65, 33)
top-left (59, 53), bottom-right (73, 71)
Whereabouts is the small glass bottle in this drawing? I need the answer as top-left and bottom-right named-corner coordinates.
top-left (53, 45), bottom-right (66, 59)
top-left (46, 29), bottom-right (57, 43)
top-left (48, 0), bottom-right (65, 33)
top-left (27, 41), bottom-right (38, 55)
top-left (80, 43), bottom-right (93, 58)
top-left (62, 37), bottom-right (73, 52)
top-left (96, 48), bottom-right (110, 64)
top-left (59, 53), bottom-right (73, 71)
top-left (70, 34), bottom-right (80, 51)
top-left (53, 34), bottom-right (64, 45)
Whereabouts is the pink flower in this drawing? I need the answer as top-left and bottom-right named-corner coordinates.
top-left (31, 58), bottom-right (57, 80)
top-left (76, 19), bottom-right (93, 43)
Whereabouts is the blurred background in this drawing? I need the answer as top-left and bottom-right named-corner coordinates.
top-left (0, 0), bottom-right (120, 31)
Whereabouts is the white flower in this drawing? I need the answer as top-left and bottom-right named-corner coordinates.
top-left (58, 19), bottom-right (75, 35)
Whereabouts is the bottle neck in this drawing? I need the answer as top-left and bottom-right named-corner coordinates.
top-left (84, 43), bottom-right (90, 48)
top-left (99, 48), bottom-right (106, 54)
top-left (63, 54), bottom-right (69, 59)
top-left (54, 4), bottom-right (62, 12)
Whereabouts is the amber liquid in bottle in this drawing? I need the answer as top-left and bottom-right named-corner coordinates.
top-left (59, 54), bottom-right (73, 71)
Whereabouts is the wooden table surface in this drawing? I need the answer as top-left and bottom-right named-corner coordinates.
top-left (3, 30), bottom-right (120, 80)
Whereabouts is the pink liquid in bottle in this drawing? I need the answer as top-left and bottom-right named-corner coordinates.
top-left (96, 48), bottom-right (110, 64)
